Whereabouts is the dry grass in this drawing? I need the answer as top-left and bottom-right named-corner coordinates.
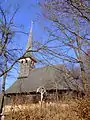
top-left (73, 97), bottom-right (90, 120)
top-left (4, 96), bottom-right (90, 120)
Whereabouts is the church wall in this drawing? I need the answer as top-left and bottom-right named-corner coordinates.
top-left (5, 90), bottom-right (84, 105)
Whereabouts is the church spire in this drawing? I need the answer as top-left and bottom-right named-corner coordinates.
top-left (18, 21), bottom-right (37, 79)
top-left (26, 21), bottom-right (33, 51)
top-left (24, 21), bottom-right (34, 58)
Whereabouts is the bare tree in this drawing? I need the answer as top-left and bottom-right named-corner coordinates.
top-left (40, 0), bottom-right (90, 22)
top-left (0, 3), bottom-right (22, 115)
top-left (0, 3), bottom-right (45, 115)
top-left (39, 0), bottom-right (90, 92)
top-left (0, 3), bottom-right (57, 115)
top-left (0, 0), bottom-right (89, 115)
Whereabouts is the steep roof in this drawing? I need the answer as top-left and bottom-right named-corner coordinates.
top-left (6, 64), bottom-right (83, 94)
top-left (26, 21), bottom-right (33, 51)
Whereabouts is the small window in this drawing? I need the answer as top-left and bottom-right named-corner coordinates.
top-left (26, 60), bottom-right (28, 63)
top-left (21, 60), bottom-right (23, 64)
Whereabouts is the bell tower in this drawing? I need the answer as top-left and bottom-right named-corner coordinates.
top-left (18, 22), bottom-right (37, 79)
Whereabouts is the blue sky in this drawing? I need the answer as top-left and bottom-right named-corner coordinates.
top-left (1, 0), bottom-right (89, 89)
top-left (0, 0), bottom-right (80, 89)
top-left (0, 0), bottom-right (49, 89)
top-left (0, 0), bottom-right (48, 49)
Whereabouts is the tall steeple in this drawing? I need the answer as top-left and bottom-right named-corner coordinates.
top-left (23, 21), bottom-right (34, 58)
top-left (26, 21), bottom-right (33, 51)
top-left (18, 22), bottom-right (37, 79)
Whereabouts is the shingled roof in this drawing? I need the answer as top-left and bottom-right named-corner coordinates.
top-left (6, 64), bottom-right (83, 94)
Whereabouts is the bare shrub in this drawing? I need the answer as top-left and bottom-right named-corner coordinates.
top-left (73, 95), bottom-right (90, 120)
top-left (4, 94), bottom-right (90, 120)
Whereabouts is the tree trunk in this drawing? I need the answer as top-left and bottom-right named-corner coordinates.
top-left (79, 61), bottom-right (87, 92)
top-left (75, 36), bottom-right (87, 92)
top-left (0, 73), bottom-right (6, 114)
top-left (55, 83), bottom-right (58, 101)
top-left (0, 50), bottom-right (7, 118)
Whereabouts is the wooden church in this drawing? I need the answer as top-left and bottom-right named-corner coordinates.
top-left (5, 24), bottom-right (84, 104)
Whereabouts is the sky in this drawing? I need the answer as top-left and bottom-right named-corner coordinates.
top-left (8, 0), bottom-right (47, 47)
top-left (0, 0), bottom-right (49, 89)
top-left (0, 0), bottom-right (89, 89)
top-left (0, 0), bottom-right (48, 48)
